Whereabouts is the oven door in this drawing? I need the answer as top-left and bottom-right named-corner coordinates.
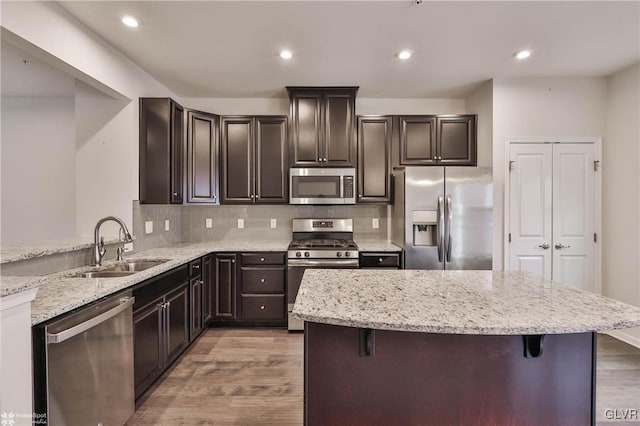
top-left (287, 259), bottom-right (359, 331)
top-left (289, 168), bottom-right (355, 204)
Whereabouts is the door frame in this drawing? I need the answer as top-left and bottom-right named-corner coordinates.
top-left (504, 137), bottom-right (602, 294)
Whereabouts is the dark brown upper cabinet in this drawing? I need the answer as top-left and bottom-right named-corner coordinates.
top-left (357, 116), bottom-right (392, 204)
top-left (139, 98), bottom-right (184, 204)
top-left (220, 115), bottom-right (288, 204)
top-left (398, 115), bottom-right (476, 166)
top-left (187, 110), bottom-right (219, 204)
top-left (287, 87), bottom-right (358, 167)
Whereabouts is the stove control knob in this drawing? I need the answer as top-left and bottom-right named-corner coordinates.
top-left (345, 252), bottom-right (351, 257)
top-left (304, 252), bottom-right (310, 258)
top-left (337, 252), bottom-right (342, 257)
top-left (296, 251), bottom-right (301, 258)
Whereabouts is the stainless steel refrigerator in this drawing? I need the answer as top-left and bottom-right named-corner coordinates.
top-left (391, 167), bottom-right (493, 270)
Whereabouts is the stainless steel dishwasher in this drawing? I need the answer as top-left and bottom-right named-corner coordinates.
top-left (33, 290), bottom-right (135, 425)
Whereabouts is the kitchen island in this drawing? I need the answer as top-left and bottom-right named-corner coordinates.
top-left (292, 270), bottom-right (640, 426)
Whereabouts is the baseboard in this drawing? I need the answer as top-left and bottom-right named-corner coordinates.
top-left (604, 329), bottom-right (640, 349)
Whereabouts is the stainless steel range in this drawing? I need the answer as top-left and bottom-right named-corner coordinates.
top-left (287, 218), bottom-right (359, 330)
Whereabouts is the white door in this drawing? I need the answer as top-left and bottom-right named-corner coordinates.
top-left (508, 143), bottom-right (596, 290)
top-left (508, 144), bottom-right (553, 279)
top-left (552, 144), bottom-right (595, 290)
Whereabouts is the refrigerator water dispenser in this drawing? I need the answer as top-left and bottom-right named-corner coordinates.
top-left (412, 210), bottom-right (438, 246)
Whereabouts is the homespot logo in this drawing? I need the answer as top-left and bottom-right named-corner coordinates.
top-left (0, 412), bottom-right (46, 425)
top-left (605, 408), bottom-right (639, 420)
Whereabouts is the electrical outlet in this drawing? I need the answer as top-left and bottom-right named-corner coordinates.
top-left (237, 218), bottom-right (245, 229)
top-left (165, 220), bottom-right (170, 231)
top-left (372, 218), bottom-right (379, 229)
top-left (124, 242), bottom-right (134, 253)
top-left (145, 221), bottom-right (153, 234)
top-left (205, 218), bottom-right (213, 228)
top-left (270, 218), bottom-right (277, 229)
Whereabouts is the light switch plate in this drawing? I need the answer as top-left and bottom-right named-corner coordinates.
top-left (165, 220), bottom-right (170, 231)
top-left (372, 218), bottom-right (379, 229)
top-left (145, 221), bottom-right (153, 234)
top-left (124, 242), bottom-right (134, 253)
top-left (205, 218), bottom-right (213, 228)
top-left (237, 218), bottom-right (244, 229)
top-left (270, 218), bottom-right (277, 229)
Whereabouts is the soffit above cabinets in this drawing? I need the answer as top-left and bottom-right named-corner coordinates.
top-left (57, 1), bottom-right (640, 99)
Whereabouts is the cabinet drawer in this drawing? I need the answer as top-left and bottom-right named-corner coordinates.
top-left (241, 267), bottom-right (285, 293)
top-left (241, 252), bottom-right (286, 266)
top-left (359, 253), bottom-right (401, 268)
top-left (189, 259), bottom-right (202, 277)
top-left (240, 295), bottom-right (285, 320)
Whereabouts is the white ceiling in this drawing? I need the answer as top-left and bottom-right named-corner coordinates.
top-left (1, 40), bottom-right (76, 97)
top-left (58, 1), bottom-right (640, 99)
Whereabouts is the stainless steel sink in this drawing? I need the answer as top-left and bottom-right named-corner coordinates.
top-left (102, 259), bottom-right (169, 272)
top-left (69, 259), bottom-right (169, 278)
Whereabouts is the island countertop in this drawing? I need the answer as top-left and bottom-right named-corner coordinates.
top-left (291, 269), bottom-right (640, 335)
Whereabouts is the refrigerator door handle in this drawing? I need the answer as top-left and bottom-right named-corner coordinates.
top-left (446, 195), bottom-right (453, 262)
top-left (437, 195), bottom-right (444, 262)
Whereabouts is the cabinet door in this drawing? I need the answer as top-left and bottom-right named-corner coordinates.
top-left (203, 255), bottom-right (214, 322)
top-left (215, 254), bottom-right (237, 318)
top-left (399, 116), bottom-right (437, 165)
top-left (133, 297), bottom-right (164, 399)
top-left (221, 116), bottom-right (254, 203)
top-left (289, 91), bottom-right (323, 166)
top-left (324, 90), bottom-right (356, 166)
top-left (190, 277), bottom-right (204, 341)
top-left (139, 98), bottom-right (172, 204)
top-left (170, 101), bottom-right (184, 204)
top-left (437, 115), bottom-right (476, 165)
top-left (187, 111), bottom-right (219, 203)
top-left (358, 116), bottom-right (392, 203)
top-left (255, 116), bottom-right (288, 203)
top-left (165, 282), bottom-right (189, 364)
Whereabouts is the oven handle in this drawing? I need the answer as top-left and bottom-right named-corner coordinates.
top-left (287, 259), bottom-right (359, 268)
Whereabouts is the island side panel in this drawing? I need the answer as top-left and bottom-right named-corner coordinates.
top-left (304, 322), bottom-right (595, 426)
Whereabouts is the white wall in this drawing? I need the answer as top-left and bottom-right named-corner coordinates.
top-left (603, 63), bottom-right (640, 346)
top-left (465, 81), bottom-right (493, 167)
top-left (1, 1), bottom-right (179, 241)
top-left (75, 81), bottom-right (132, 239)
top-left (1, 97), bottom-right (76, 246)
top-left (492, 77), bottom-right (607, 270)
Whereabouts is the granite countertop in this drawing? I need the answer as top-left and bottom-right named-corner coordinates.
top-left (0, 237), bottom-right (124, 264)
top-left (13, 239), bottom-right (290, 325)
top-left (292, 269), bottom-right (640, 335)
top-left (355, 239), bottom-right (401, 252)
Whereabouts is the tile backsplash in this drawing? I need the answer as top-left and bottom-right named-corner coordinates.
top-left (134, 201), bottom-right (388, 249)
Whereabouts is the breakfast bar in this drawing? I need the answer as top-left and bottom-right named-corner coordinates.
top-left (292, 270), bottom-right (640, 426)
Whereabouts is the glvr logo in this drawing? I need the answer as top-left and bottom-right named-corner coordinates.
top-left (1, 412), bottom-right (15, 426)
top-left (605, 408), bottom-right (639, 420)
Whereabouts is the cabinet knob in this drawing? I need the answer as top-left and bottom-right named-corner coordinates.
top-left (433, 156), bottom-right (437, 160)
top-left (260, 305), bottom-right (265, 310)
top-left (379, 258), bottom-right (383, 263)
top-left (323, 158), bottom-right (327, 162)
top-left (213, 195), bottom-right (216, 200)
top-left (260, 278), bottom-right (265, 283)
top-left (260, 257), bottom-right (265, 262)
top-left (250, 195), bottom-right (254, 199)
top-left (256, 195), bottom-right (260, 199)
top-left (231, 259), bottom-right (235, 263)
top-left (173, 192), bottom-right (178, 196)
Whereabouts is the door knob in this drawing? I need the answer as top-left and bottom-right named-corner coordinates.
top-left (554, 243), bottom-right (571, 249)
top-left (538, 243), bottom-right (550, 249)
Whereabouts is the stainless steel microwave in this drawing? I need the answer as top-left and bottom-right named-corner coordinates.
top-left (289, 168), bottom-right (356, 204)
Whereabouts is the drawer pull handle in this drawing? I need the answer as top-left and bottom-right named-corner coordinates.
top-left (260, 305), bottom-right (265, 310)
top-left (260, 278), bottom-right (265, 283)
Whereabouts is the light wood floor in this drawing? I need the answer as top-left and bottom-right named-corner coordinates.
top-left (128, 329), bottom-right (639, 425)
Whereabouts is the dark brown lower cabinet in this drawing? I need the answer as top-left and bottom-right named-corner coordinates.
top-left (133, 266), bottom-right (189, 400)
top-left (203, 255), bottom-right (214, 323)
top-left (305, 322), bottom-right (596, 426)
top-left (214, 253), bottom-right (237, 319)
top-left (189, 276), bottom-right (204, 340)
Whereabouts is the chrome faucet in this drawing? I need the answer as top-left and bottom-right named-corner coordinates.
top-left (93, 216), bottom-right (133, 266)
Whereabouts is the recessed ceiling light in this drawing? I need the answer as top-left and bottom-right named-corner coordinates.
top-left (397, 50), bottom-right (412, 60)
top-left (279, 50), bottom-right (293, 60)
top-left (514, 49), bottom-right (532, 60)
top-left (121, 15), bottom-right (139, 28)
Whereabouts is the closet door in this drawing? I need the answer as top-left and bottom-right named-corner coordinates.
top-left (552, 144), bottom-right (595, 291)
top-left (508, 144), bottom-right (553, 279)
